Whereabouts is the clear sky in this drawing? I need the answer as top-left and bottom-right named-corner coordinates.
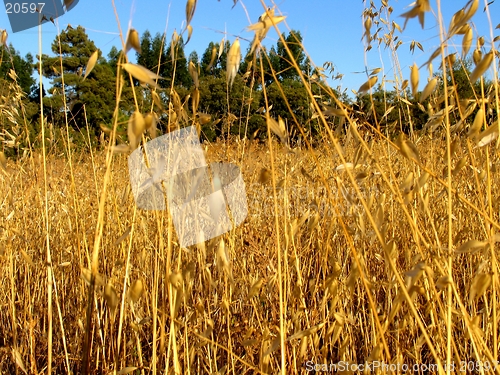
top-left (0, 0), bottom-right (499, 94)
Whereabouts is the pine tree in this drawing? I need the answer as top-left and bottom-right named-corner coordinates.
top-left (137, 30), bottom-right (191, 89)
top-left (164, 35), bottom-right (190, 88)
top-left (42, 26), bottom-right (118, 131)
top-left (107, 46), bottom-right (120, 74)
top-left (188, 51), bottom-right (199, 65)
top-left (200, 40), bottom-right (231, 78)
top-left (275, 30), bottom-right (307, 81)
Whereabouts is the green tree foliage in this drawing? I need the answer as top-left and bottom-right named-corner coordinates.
top-left (263, 78), bottom-right (312, 137)
top-left (241, 30), bottom-right (306, 87)
top-left (348, 58), bottom-right (489, 137)
top-left (137, 30), bottom-right (190, 89)
top-left (197, 74), bottom-right (261, 140)
top-left (107, 46), bottom-right (120, 74)
top-left (435, 57), bottom-right (494, 133)
top-left (240, 44), bottom-right (279, 87)
top-left (0, 45), bottom-right (40, 148)
top-left (25, 82), bottom-right (47, 126)
top-left (136, 31), bottom-right (167, 78)
top-left (354, 84), bottom-right (428, 135)
top-left (163, 39), bottom-right (187, 87)
top-left (28, 82), bottom-right (46, 102)
top-left (42, 26), bottom-right (118, 132)
top-left (25, 25), bottom-right (353, 146)
top-left (188, 51), bottom-right (199, 65)
top-left (200, 40), bottom-right (231, 78)
top-left (439, 58), bottom-right (481, 101)
top-left (275, 30), bottom-right (307, 81)
top-left (196, 30), bottom-right (314, 142)
top-left (0, 44), bottom-right (35, 94)
top-left (106, 46), bottom-right (135, 115)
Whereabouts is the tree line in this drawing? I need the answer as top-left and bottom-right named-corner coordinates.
top-left (0, 25), bottom-right (494, 154)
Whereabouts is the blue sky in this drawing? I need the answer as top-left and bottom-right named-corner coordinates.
top-left (0, 0), bottom-right (499, 94)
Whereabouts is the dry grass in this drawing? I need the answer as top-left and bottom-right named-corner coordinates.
top-left (1, 136), bottom-right (500, 373)
top-left (1, 0), bottom-right (500, 374)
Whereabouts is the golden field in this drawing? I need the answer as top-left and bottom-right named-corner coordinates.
top-left (1, 134), bottom-right (500, 373)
